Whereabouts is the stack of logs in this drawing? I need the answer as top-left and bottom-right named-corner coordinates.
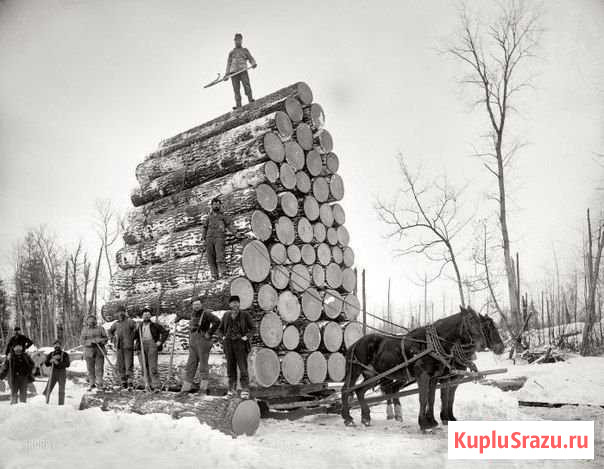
top-left (102, 82), bottom-right (363, 389)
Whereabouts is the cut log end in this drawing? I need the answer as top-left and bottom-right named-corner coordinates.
top-left (303, 323), bottom-right (321, 351)
top-left (277, 291), bottom-right (301, 323)
top-left (257, 283), bottom-right (278, 311)
top-left (306, 351), bottom-right (327, 384)
top-left (251, 210), bottom-right (272, 241)
top-left (249, 347), bottom-right (280, 388)
top-left (264, 132), bottom-right (285, 163)
top-left (284, 141), bottom-right (305, 171)
top-left (259, 312), bottom-right (283, 348)
top-left (295, 123), bottom-right (314, 151)
top-left (284, 97), bottom-right (304, 123)
top-left (281, 351), bottom-right (305, 385)
top-left (230, 277), bottom-right (254, 310)
top-left (256, 184), bottom-right (278, 212)
top-left (242, 240), bottom-right (271, 282)
top-left (282, 325), bottom-right (301, 351)
top-left (327, 352), bottom-right (346, 382)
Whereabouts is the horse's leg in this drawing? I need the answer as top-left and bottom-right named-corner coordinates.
top-left (417, 371), bottom-right (430, 431)
top-left (440, 379), bottom-right (451, 424)
top-left (393, 396), bottom-right (403, 422)
top-left (427, 376), bottom-right (439, 428)
top-left (357, 386), bottom-right (371, 426)
top-left (383, 383), bottom-right (395, 420)
top-left (446, 382), bottom-right (459, 422)
top-left (341, 364), bottom-right (362, 426)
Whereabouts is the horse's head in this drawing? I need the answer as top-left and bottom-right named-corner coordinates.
top-left (458, 306), bottom-right (486, 352)
top-left (479, 314), bottom-right (505, 355)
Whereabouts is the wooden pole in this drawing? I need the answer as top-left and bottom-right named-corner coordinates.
top-left (362, 269), bottom-right (366, 335)
top-left (88, 246), bottom-right (103, 316)
top-left (424, 273), bottom-right (427, 324)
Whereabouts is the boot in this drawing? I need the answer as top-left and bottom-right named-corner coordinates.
top-left (198, 379), bottom-right (208, 395)
top-left (180, 380), bottom-right (192, 394)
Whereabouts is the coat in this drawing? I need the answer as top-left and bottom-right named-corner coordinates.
top-left (5, 334), bottom-right (34, 355)
top-left (109, 318), bottom-right (138, 350)
top-left (0, 353), bottom-right (35, 384)
top-left (80, 325), bottom-right (108, 357)
top-left (45, 350), bottom-right (71, 370)
top-left (217, 310), bottom-right (255, 340)
top-left (133, 321), bottom-right (169, 351)
top-left (190, 310), bottom-right (221, 336)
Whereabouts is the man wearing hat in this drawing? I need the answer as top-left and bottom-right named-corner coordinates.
top-left (43, 339), bottom-right (70, 405)
top-left (5, 326), bottom-right (34, 355)
top-left (224, 33), bottom-right (257, 109)
top-left (217, 295), bottom-right (255, 398)
top-left (80, 314), bottom-right (108, 391)
top-left (201, 197), bottom-right (235, 280)
top-left (108, 306), bottom-right (138, 390)
top-left (133, 308), bottom-right (169, 391)
top-left (0, 343), bottom-right (35, 404)
top-left (180, 296), bottom-right (221, 394)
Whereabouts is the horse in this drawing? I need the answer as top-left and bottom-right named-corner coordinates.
top-left (341, 306), bottom-right (486, 431)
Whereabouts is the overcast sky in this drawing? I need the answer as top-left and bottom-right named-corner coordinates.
top-left (1, 0), bottom-right (602, 325)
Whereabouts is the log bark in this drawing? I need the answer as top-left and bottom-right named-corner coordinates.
top-left (342, 321), bottom-right (364, 349)
top-left (327, 352), bottom-right (346, 382)
top-left (259, 312), bottom-right (283, 348)
top-left (284, 141), bottom-right (305, 170)
top-left (281, 351), bottom-right (304, 384)
top-left (277, 291), bottom-right (301, 323)
top-left (79, 391), bottom-right (261, 437)
top-left (305, 351), bottom-right (327, 384)
top-left (156, 82), bottom-right (313, 150)
top-left (320, 321), bottom-right (343, 352)
top-left (301, 288), bottom-right (322, 321)
top-left (248, 347), bottom-right (280, 388)
top-left (282, 325), bottom-right (301, 351)
top-left (132, 133), bottom-right (285, 206)
top-left (257, 284), bottom-right (278, 311)
top-left (302, 322), bottom-right (321, 351)
top-left (136, 112), bottom-right (292, 186)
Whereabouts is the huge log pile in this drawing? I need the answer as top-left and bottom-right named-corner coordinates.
top-left (102, 82), bottom-right (363, 389)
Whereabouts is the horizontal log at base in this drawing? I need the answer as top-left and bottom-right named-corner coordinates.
top-left (281, 351), bottom-right (304, 385)
top-left (327, 352), bottom-right (346, 382)
top-left (248, 347), bottom-right (280, 388)
top-left (79, 391), bottom-right (260, 437)
top-left (157, 82), bottom-right (313, 151)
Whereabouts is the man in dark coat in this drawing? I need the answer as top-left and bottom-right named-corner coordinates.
top-left (0, 344), bottom-right (35, 404)
top-left (134, 308), bottom-right (169, 391)
top-left (180, 297), bottom-right (221, 394)
top-left (201, 197), bottom-right (235, 280)
top-left (5, 326), bottom-right (34, 355)
top-left (108, 306), bottom-right (138, 389)
top-left (43, 339), bottom-right (70, 405)
top-left (224, 32), bottom-right (257, 109)
top-left (217, 295), bottom-right (255, 398)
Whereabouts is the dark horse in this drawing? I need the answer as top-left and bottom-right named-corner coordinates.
top-left (341, 306), bottom-right (490, 430)
top-left (383, 312), bottom-right (505, 423)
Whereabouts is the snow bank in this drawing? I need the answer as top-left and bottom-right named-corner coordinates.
top-left (69, 359), bottom-right (87, 373)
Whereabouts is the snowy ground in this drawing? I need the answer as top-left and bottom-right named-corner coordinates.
top-left (1, 353), bottom-right (602, 469)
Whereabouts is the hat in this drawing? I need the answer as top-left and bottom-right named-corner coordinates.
top-left (14, 326), bottom-right (21, 332)
top-left (53, 339), bottom-right (61, 345)
top-left (211, 197), bottom-right (222, 204)
top-left (234, 33), bottom-right (242, 39)
top-left (228, 295), bottom-right (240, 303)
top-left (141, 306), bottom-right (152, 313)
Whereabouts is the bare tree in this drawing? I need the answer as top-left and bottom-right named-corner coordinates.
top-left (376, 155), bottom-right (470, 306)
top-left (447, 1), bottom-right (542, 331)
top-left (94, 198), bottom-right (122, 280)
top-left (581, 208), bottom-right (604, 355)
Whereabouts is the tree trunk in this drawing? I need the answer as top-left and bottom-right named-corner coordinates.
top-left (79, 391), bottom-right (261, 437)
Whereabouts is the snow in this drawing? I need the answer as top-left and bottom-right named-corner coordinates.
top-left (69, 359), bottom-right (88, 374)
top-left (1, 352), bottom-right (603, 468)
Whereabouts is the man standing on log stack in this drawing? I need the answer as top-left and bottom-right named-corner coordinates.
top-left (224, 33), bottom-right (257, 109)
top-left (108, 306), bottom-right (138, 390)
top-left (201, 197), bottom-right (235, 280)
top-left (217, 295), bottom-right (255, 398)
top-left (80, 314), bottom-right (108, 391)
top-left (134, 308), bottom-right (169, 392)
top-left (180, 297), bottom-right (221, 395)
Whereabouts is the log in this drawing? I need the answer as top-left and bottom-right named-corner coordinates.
top-left (329, 174), bottom-right (345, 201)
top-left (305, 149), bottom-right (324, 177)
top-left (317, 243), bottom-right (332, 266)
top-left (242, 240), bottom-right (271, 282)
top-left (303, 196), bottom-right (320, 221)
top-left (271, 265), bottom-right (290, 290)
top-left (312, 177), bottom-right (330, 203)
top-left (295, 171), bottom-right (311, 194)
top-left (279, 163), bottom-right (297, 190)
top-left (311, 265), bottom-right (326, 288)
top-left (269, 243), bottom-right (287, 264)
top-left (314, 129), bottom-right (334, 154)
top-left (325, 263), bottom-right (343, 289)
top-left (264, 160), bottom-right (280, 184)
top-left (284, 141), bottom-right (305, 170)
top-left (297, 217), bottom-right (314, 244)
top-left (275, 216), bottom-right (295, 245)
top-left (302, 322), bottom-right (321, 351)
top-left (281, 351), bottom-right (304, 385)
top-left (324, 290), bottom-right (344, 319)
top-left (250, 210), bottom-right (273, 242)
top-left (342, 246), bottom-right (355, 268)
top-left (79, 391), bottom-right (261, 437)
top-left (132, 132), bottom-right (285, 206)
top-left (300, 244), bottom-right (316, 265)
top-left (256, 183), bottom-right (278, 212)
top-left (301, 287), bottom-right (322, 321)
top-left (331, 246), bottom-right (343, 264)
top-left (289, 264), bottom-right (311, 292)
top-left (341, 268), bottom-right (356, 293)
top-left (136, 112), bottom-right (291, 186)
top-left (306, 351), bottom-right (327, 384)
top-left (319, 204), bottom-right (334, 227)
top-left (327, 352), bottom-right (346, 382)
top-left (282, 325), bottom-right (301, 351)
top-left (156, 82), bottom-right (313, 150)
top-left (257, 284), bottom-right (278, 311)
top-left (295, 123), bottom-right (314, 151)
top-left (337, 225), bottom-right (350, 246)
top-left (302, 103), bottom-right (325, 132)
top-left (327, 227), bottom-right (339, 246)
top-left (248, 347), bottom-right (280, 388)
top-left (343, 294), bottom-right (361, 321)
top-left (277, 291), bottom-right (301, 323)
top-left (313, 222), bottom-right (327, 243)
top-left (332, 203), bottom-right (346, 226)
top-left (320, 321), bottom-right (343, 353)
top-left (259, 312), bottom-right (283, 348)
top-left (230, 277), bottom-right (254, 310)
top-left (342, 321), bottom-right (364, 349)
top-left (279, 192), bottom-right (299, 217)
top-left (287, 245), bottom-right (302, 263)
top-left (324, 152), bottom-right (340, 174)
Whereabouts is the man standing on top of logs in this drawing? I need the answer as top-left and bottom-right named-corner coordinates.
top-left (224, 32), bottom-right (257, 110)
top-left (80, 314), bottom-right (108, 391)
top-left (217, 295), bottom-right (255, 398)
top-left (133, 307), bottom-right (169, 392)
top-left (201, 197), bottom-right (235, 280)
top-left (5, 326), bottom-right (34, 355)
top-left (43, 339), bottom-right (70, 405)
top-left (180, 296), bottom-right (221, 395)
top-left (108, 306), bottom-right (138, 390)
